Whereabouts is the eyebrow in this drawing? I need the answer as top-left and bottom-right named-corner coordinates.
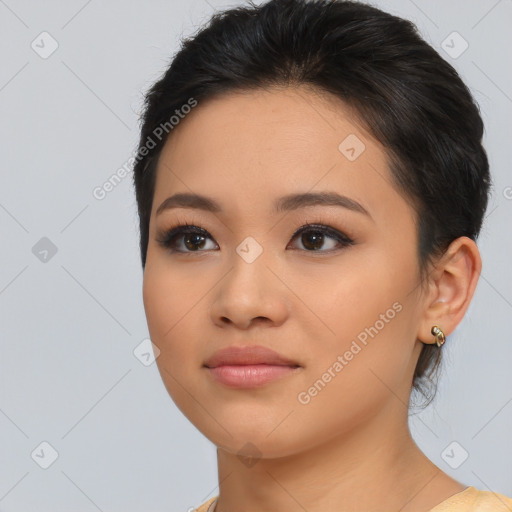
top-left (156, 191), bottom-right (372, 219)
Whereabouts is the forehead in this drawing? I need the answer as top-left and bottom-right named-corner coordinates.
top-left (152, 86), bottom-right (409, 222)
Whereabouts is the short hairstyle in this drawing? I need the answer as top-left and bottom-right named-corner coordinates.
top-left (132, 0), bottom-right (491, 405)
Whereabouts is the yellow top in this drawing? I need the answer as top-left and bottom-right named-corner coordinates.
top-left (192, 486), bottom-right (512, 512)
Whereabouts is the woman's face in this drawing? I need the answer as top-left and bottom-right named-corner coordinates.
top-left (143, 86), bottom-right (429, 458)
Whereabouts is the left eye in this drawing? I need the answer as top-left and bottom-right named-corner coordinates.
top-left (288, 223), bottom-right (354, 252)
top-left (156, 223), bottom-right (354, 253)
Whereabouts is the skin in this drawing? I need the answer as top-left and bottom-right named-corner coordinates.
top-left (142, 86), bottom-right (482, 512)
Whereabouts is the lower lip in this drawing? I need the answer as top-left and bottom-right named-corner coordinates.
top-left (206, 364), bottom-right (300, 388)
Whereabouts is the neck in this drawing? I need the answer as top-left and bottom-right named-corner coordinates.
top-left (214, 398), bottom-right (465, 512)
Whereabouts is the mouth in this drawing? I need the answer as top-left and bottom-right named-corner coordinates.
top-left (203, 345), bottom-right (301, 388)
top-left (205, 364), bottom-right (301, 388)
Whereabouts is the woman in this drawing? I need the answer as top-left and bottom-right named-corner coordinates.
top-left (132, 0), bottom-right (512, 510)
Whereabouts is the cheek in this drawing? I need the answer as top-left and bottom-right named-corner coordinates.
top-left (142, 264), bottom-right (199, 366)
top-left (291, 260), bottom-right (402, 349)
top-left (143, 266), bottom-right (171, 341)
top-left (291, 301), bottom-right (414, 444)
top-left (291, 255), bottom-right (417, 398)
top-left (143, 265), bottom-right (208, 416)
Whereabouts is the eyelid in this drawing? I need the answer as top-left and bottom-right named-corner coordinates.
top-left (290, 211), bottom-right (358, 243)
top-left (290, 222), bottom-right (353, 244)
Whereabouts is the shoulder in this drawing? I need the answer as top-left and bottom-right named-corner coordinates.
top-left (430, 486), bottom-right (512, 512)
top-left (471, 488), bottom-right (512, 511)
top-left (191, 496), bottom-right (218, 512)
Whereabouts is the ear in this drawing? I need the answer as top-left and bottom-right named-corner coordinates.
top-left (417, 236), bottom-right (482, 345)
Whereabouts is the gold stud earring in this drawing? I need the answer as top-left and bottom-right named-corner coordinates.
top-left (431, 325), bottom-right (446, 347)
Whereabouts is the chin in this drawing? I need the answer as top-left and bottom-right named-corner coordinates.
top-left (200, 420), bottom-right (309, 460)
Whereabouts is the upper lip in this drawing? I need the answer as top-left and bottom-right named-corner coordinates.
top-left (204, 345), bottom-right (300, 368)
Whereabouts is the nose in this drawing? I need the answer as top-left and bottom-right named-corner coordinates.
top-left (210, 252), bottom-right (289, 330)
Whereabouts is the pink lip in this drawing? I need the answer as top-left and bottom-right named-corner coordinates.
top-left (207, 364), bottom-right (301, 388)
top-left (204, 345), bottom-right (300, 368)
top-left (203, 345), bottom-right (301, 388)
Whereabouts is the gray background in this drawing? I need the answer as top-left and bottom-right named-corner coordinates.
top-left (0, 0), bottom-right (511, 511)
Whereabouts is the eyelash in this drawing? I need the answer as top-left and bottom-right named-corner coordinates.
top-left (155, 219), bottom-right (355, 255)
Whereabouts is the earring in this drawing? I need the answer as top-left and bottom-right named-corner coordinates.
top-left (431, 325), bottom-right (446, 347)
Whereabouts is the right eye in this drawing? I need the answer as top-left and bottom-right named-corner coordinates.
top-left (156, 224), bottom-right (218, 253)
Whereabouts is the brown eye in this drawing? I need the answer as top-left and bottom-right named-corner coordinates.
top-left (299, 230), bottom-right (328, 250)
top-left (289, 224), bottom-right (354, 252)
top-left (156, 225), bottom-right (218, 253)
top-left (182, 233), bottom-right (208, 251)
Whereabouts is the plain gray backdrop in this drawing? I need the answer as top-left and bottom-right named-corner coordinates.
top-left (1, 0), bottom-right (511, 511)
